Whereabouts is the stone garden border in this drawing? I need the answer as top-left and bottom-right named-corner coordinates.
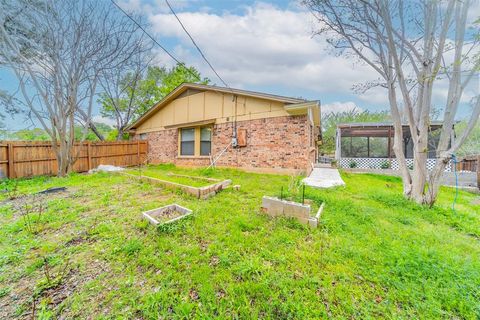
top-left (119, 172), bottom-right (231, 199)
top-left (261, 196), bottom-right (324, 228)
top-left (142, 203), bottom-right (192, 226)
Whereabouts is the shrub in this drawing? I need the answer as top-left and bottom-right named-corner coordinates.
top-left (349, 161), bottom-right (357, 168)
top-left (380, 160), bottom-right (391, 169)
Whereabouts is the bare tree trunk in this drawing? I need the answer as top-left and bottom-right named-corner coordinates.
top-left (116, 128), bottom-right (125, 141)
top-left (392, 122), bottom-right (412, 197)
top-left (425, 157), bottom-right (450, 205)
top-left (387, 82), bottom-right (412, 197)
top-left (88, 122), bottom-right (104, 141)
top-left (411, 150), bottom-right (428, 203)
top-left (57, 140), bottom-right (69, 177)
top-left (77, 108), bottom-right (105, 141)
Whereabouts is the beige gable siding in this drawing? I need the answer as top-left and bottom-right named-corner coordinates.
top-left (204, 92), bottom-right (223, 119)
top-left (136, 91), bottom-right (291, 133)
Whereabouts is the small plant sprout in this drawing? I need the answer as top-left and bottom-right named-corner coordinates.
top-left (18, 194), bottom-right (47, 234)
top-left (41, 255), bottom-right (71, 288)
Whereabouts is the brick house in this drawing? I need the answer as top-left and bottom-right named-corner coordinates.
top-left (128, 83), bottom-right (321, 174)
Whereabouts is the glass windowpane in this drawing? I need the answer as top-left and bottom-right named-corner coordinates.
top-left (369, 137), bottom-right (388, 158)
top-left (180, 128), bottom-right (195, 155)
top-left (181, 141), bottom-right (194, 155)
top-left (200, 127), bottom-right (211, 141)
top-left (181, 128), bottom-right (195, 142)
top-left (200, 141), bottom-right (211, 156)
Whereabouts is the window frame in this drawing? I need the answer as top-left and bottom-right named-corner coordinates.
top-left (178, 126), bottom-right (213, 158)
top-left (200, 126), bottom-right (212, 156)
top-left (179, 127), bottom-right (195, 156)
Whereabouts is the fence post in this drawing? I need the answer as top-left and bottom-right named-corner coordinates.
top-left (477, 155), bottom-right (480, 190)
top-left (137, 140), bottom-right (140, 165)
top-left (7, 142), bottom-right (14, 179)
top-left (87, 142), bottom-right (92, 170)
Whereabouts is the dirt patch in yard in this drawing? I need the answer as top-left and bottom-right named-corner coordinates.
top-left (0, 188), bottom-right (79, 220)
top-left (0, 258), bottom-right (110, 320)
top-left (154, 207), bottom-right (185, 223)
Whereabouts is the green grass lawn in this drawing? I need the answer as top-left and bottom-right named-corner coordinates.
top-left (0, 164), bottom-right (479, 319)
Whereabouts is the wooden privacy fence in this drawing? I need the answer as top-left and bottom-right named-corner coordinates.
top-left (455, 156), bottom-right (478, 173)
top-left (0, 140), bottom-right (148, 179)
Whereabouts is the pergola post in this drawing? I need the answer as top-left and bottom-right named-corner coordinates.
top-left (367, 137), bottom-right (370, 158)
top-left (335, 127), bottom-right (341, 161)
top-left (387, 127), bottom-right (392, 159)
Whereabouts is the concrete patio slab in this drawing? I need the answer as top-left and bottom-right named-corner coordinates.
top-left (303, 167), bottom-right (346, 188)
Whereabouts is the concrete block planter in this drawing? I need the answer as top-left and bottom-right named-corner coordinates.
top-left (120, 172), bottom-right (231, 199)
top-left (261, 196), bottom-right (324, 228)
top-left (142, 204), bottom-right (192, 226)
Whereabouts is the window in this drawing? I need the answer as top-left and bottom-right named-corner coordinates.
top-left (341, 137), bottom-right (368, 157)
top-left (139, 133), bottom-right (147, 140)
top-left (200, 127), bottom-right (212, 156)
top-left (369, 137), bottom-right (388, 158)
top-left (179, 126), bottom-right (213, 157)
top-left (180, 128), bottom-right (195, 156)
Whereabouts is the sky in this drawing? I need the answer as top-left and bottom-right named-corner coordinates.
top-left (1, 0), bottom-right (479, 130)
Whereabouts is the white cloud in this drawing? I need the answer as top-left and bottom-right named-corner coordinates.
top-left (119, 1), bottom-right (478, 114)
top-left (321, 101), bottom-right (362, 115)
top-left (467, 1), bottom-right (480, 26)
top-left (92, 115), bottom-right (116, 127)
top-left (146, 2), bottom-right (380, 97)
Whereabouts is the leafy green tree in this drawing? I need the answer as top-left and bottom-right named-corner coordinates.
top-left (99, 63), bottom-right (209, 140)
top-left (134, 64), bottom-right (211, 116)
top-left (320, 108), bottom-right (390, 155)
top-left (456, 120), bottom-right (480, 158)
top-left (14, 128), bottom-right (50, 141)
top-left (2, 123), bottom-right (114, 142)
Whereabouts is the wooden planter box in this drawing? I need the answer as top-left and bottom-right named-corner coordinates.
top-left (121, 172), bottom-right (231, 199)
top-left (142, 204), bottom-right (192, 226)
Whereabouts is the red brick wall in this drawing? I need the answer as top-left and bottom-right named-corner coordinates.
top-left (141, 128), bottom-right (178, 163)
top-left (137, 115), bottom-right (314, 174)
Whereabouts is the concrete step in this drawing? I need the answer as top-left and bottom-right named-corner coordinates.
top-left (314, 163), bottom-right (333, 168)
top-left (304, 167), bottom-right (346, 188)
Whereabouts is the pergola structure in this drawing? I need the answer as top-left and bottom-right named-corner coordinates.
top-left (335, 122), bottom-right (452, 171)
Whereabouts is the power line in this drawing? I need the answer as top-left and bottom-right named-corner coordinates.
top-left (164, 0), bottom-right (231, 90)
top-left (111, 0), bottom-right (238, 143)
top-left (110, 0), bottom-right (202, 82)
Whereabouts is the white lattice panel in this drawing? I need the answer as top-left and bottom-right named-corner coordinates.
top-left (340, 158), bottom-right (451, 172)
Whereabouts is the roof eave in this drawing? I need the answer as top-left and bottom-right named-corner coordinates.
top-left (284, 100), bottom-right (320, 114)
top-left (127, 83), bottom-right (308, 131)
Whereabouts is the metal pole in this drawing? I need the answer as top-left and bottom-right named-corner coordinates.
top-left (302, 184), bottom-right (305, 204)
